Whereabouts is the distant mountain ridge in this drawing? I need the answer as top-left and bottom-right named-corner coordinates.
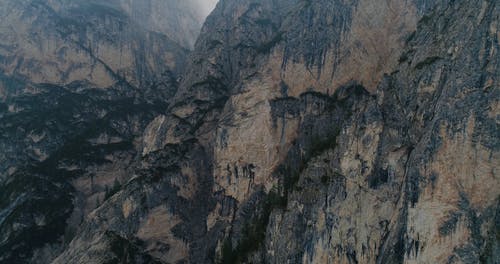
top-left (0, 1), bottom-right (213, 263)
top-left (0, 0), bottom-right (218, 97)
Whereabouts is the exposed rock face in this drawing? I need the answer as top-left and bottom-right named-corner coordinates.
top-left (0, 0), bottom-right (210, 263)
top-left (139, 0), bottom-right (498, 262)
top-left (1, 0), bottom-right (499, 263)
top-left (0, 0), bottom-right (194, 94)
top-left (263, 1), bottom-right (500, 262)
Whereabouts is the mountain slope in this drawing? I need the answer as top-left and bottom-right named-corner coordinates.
top-left (0, 1), bottom-right (210, 263)
top-left (0, 0), bottom-right (193, 95)
top-left (0, 0), bottom-right (498, 263)
top-left (263, 0), bottom-right (500, 262)
top-left (55, 0), bottom-right (499, 263)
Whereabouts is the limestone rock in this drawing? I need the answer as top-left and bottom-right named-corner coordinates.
top-left (1, 0), bottom-right (499, 263)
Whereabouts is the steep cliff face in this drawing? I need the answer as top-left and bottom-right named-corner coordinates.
top-left (0, 0), bottom-right (196, 95)
top-left (1, 0), bottom-right (498, 263)
top-left (137, 0), bottom-right (498, 262)
top-left (52, 0), bottom-right (499, 263)
top-left (0, 1), bottom-right (210, 263)
top-left (263, 1), bottom-right (500, 263)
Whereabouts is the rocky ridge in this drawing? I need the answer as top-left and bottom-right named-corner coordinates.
top-left (0, 0), bottom-right (211, 263)
top-left (0, 0), bottom-right (198, 95)
top-left (0, 0), bottom-right (498, 263)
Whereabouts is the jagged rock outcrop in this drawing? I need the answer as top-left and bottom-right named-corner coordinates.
top-left (262, 1), bottom-right (500, 263)
top-left (0, 0), bottom-right (213, 263)
top-left (0, 0), bottom-right (200, 95)
top-left (1, 0), bottom-right (498, 263)
top-left (137, 0), bottom-right (497, 263)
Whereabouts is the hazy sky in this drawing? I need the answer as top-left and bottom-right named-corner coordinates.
top-left (117, 0), bottom-right (220, 47)
top-left (191, 0), bottom-right (219, 20)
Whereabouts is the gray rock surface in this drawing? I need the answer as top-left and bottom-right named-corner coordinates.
top-left (0, 0), bottom-right (193, 94)
top-left (0, 0), bottom-right (498, 263)
top-left (0, 0), bottom-right (206, 263)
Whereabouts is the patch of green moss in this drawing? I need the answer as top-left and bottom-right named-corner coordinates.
top-left (438, 211), bottom-right (461, 236)
top-left (0, 171), bottom-right (73, 263)
top-left (308, 131), bottom-right (339, 160)
top-left (414, 56), bottom-right (442, 70)
top-left (321, 175), bottom-right (330, 185)
top-left (479, 197), bottom-right (500, 263)
top-left (104, 178), bottom-right (122, 200)
top-left (255, 18), bottom-right (273, 27)
top-left (218, 188), bottom-right (285, 264)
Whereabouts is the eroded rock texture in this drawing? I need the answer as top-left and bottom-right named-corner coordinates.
top-left (0, 0), bottom-right (207, 263)
top-left (138, 0), bottom-right (499, 263)
top-left (263, 1), bottom-right (500, 263)
top-left (0, 0), bottom-right (498, 263)
top-left (0, 0), bottom-right (194, 93)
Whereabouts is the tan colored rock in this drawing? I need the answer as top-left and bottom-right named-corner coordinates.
top-left (121, 197), bottom-right (136, 219)
top-left (405, 117), bottom-right (500, 263)
top-left (136, 206), bottom-right (189, 263)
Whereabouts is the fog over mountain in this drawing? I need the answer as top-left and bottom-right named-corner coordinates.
top-left (0, 0), bottom-right (219, 94)
top-left (116, 0), bottom-right (219, 48)
top-left (191, 0), bottom-right (219, 22)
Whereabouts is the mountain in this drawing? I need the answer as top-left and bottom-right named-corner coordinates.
top-left (0, 0), bottom-right (197, 96)
top-left (0, 0), bottom-right (211, 263)
top-left (0, 0), bottom-right (499, 263)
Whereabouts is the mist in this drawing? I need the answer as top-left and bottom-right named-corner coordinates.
top-left (191, 0), bottom-right (219, 21)
top-left (116, 0), bottom-right (220, 48)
